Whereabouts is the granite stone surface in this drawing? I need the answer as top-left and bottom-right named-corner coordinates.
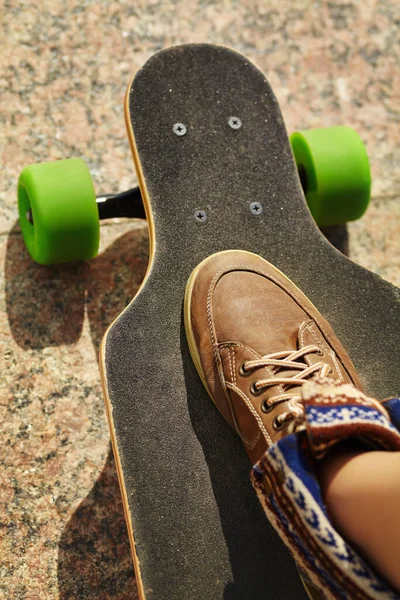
top-left (1, 1), bottom-right (399, 599)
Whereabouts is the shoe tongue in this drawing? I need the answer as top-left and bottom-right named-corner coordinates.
top-left (230, 317), bottom-right (301, 357)
top-left (213, 270), bottom-right (314, 356)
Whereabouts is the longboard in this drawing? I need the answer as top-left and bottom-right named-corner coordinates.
top-left (100, 44), bottom-right (400, 599)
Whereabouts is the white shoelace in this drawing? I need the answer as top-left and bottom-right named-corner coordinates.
top-left (242, 344), bottom-right (331, 431)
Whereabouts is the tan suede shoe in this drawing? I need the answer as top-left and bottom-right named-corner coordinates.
top-left (184, 250), bottom-right (362, 464)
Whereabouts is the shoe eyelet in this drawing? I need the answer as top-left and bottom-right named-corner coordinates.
top-left (273, 416), bottom-right (285, 431)
top-left (239, 362), bottom-right (250, 376)
top-left (261, 399), bottom-right (273, 413)
top-left (251, 382), bottom-right (262, 395)
top-left (316, 348), bottom-right (324, 356)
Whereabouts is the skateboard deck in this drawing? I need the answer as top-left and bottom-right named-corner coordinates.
top-left (100, 44), bottom-right (400, 599)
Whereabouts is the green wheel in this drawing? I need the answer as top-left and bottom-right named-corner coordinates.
top-left (290, 126), bottom-right (371, 227)
top-left (18, 158), bottom-right (100, 265)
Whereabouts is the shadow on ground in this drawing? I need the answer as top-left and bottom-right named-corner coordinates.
top-left (5, 220), bottom-right (148, 599)
top-left (320, 224), bottom-right (349, 256)
top-left (5, 220), bottom-right (149, 353)
top-left (57, 448), bottom-right (138, 600)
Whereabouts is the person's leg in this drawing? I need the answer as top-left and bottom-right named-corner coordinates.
top-left (318, 443), bottom-right (400, 592)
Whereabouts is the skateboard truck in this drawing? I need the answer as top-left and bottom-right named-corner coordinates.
top-left (96, 187), bottom-right (145, 220)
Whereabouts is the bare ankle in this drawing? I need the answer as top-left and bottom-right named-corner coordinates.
top-left (317, 447), bottom-right (400, 593)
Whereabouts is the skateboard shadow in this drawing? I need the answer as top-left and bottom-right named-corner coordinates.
top-left (4, 220), bottom-right (148, 599)
top-left (57, 447), bottom-right (138, 600)
top-left (4, 221), bottom-right (149, 353)
top-left (84, 225), bottom-right (149, 354)
top-left (320, 224), bottom-right (349, 256)
top-left (5, 221), bottom-right (87, 349)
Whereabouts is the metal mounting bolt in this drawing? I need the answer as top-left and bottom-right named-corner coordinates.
top-left (228, 116), bottom-right (242, 130)
top-left (250, 202), bottom-right (263, 215)
top-left (194, 209), bottom-right (207, 223)
top-left (173, 123), bottom-right (187, 136)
